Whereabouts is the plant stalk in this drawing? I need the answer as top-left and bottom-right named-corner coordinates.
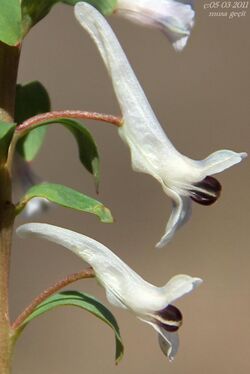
top-left (0, 194), bottom-right (15, 374)
top-left (0, 42), bottom-right (20, 374)
top-left (0, 42), bottom-right (20, 122)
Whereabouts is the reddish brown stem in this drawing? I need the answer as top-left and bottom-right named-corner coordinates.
top-left (12, 268), bottom-right (95, 330)
top-left (16, 110), bottom-right (123, 133)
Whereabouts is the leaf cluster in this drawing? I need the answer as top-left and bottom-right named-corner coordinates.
top-left (0, 0), bottom-right (117, 46)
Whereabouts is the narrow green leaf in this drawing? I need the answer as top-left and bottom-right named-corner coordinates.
top-left (15, 81), bottom-right (51, 123)
top-left (0, 0), bottom-right (22, 46)
top-left (18, 183), bottom-right (113, 223)
top-left (19, 118), bottom-right (100, 190)
top-left (62, 0), bottom-right (117, 15)
top-left (21, 0), bottom-right (117, 37)
top-left (0, 121), bottom-right (16, 163)
top-left (20, 290), bottom-right (124, 364)
top-left (21, 0), bottom-right (58, 36)
top-left (50, 118), bottom-right (99, 190)
top-left (17, 127), bottom-right (47, 161)
top-left (15, 81), bottom-right (51, 161)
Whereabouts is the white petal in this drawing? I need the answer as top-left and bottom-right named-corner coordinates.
top-left (158, 328), bottom-right (179, 361)
top-left (162, 274), bottom-right (202, 305)
top-left (171, 35), bottom-right (189, 52)
top-left (139, 318), bottom-right (179, 361)
top-left (25, 198), bottom-right (50, 217)
top-left (16, 223), bottom-right (134, 281)
top-left (200, 150), bottom-right (247, 176)
top-left (156, 188), bottom-right (192, 248)
top-left (105, 288), bottom-right (128, 309)
top-left (116, 0), bottom-right (195, 51)
top-left (158, 1), bottom-right (195, 52)
top-left (75, 2), bottom-right (178, 158)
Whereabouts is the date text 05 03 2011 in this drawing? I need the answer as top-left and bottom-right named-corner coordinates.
top-left (203, 1), bottom-right (249, 9)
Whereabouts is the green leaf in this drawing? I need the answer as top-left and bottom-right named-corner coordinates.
top-left (20, 290), bottom-right (124, 364)
top-left (21, 0), bottom-right (117, 37)
top-left (51, 118), bottom-right (99, 190)
top-left (17, 127), bottom-right (47, 162)
top-left (15, 81), bottom-right (51, 161)
top-left (0, 121), bottom-right (16, 164)
top-left (18, 182), bottom-right (113, 223)
top-left (15, 81), bottom-right (51, 123)
top-left (0, 0), bottom-right (22, 46)
top-left (19, 118), bottom-right (100, 190)
top-left (21, 0), bottom-right (58, 36)
top-left (62, 0), bottom-right (118, 15)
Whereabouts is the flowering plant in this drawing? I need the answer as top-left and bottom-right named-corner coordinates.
top-left (0, 0), bottom-right (247, 373)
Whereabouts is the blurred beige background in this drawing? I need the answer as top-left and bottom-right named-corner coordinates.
top-left (11, 2), bottom-right (249, 373)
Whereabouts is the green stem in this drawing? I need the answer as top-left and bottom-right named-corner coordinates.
top-left (0, 42), bottom-right (20, 374)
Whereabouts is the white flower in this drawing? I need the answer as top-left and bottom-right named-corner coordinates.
top-left (74, 3), bottom-right (247, 248)
top-left (114, 0), bottom-right (195, 51)
top-left (17, 222), bottom-right (202, 361)
top-left (13, 154), bottom-right (49, 216)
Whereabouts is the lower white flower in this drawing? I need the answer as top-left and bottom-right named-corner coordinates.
top-left (74, 3), bottom-right (247, 248)
top-left (17, 222), bottom-right (202, 361)
top-left (115, 0), bottom-right (195, 51)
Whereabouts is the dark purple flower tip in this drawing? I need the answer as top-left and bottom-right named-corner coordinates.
top-left (190, 176), bottom-right (222, 206)
top-left (155, 304), bottom-right (183, 333)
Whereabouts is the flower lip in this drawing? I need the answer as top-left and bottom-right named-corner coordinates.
top-left (154, 304), bottom-right (183, 333)
top-left (190, 176), bottom-right (222, 206)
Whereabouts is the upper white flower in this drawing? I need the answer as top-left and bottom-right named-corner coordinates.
top-left (17, 222), bottom-right (202, 361)
top-left (74, 3), bottom-right (247, 248)
top-left (115, 0), bottom-right (195, 51)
